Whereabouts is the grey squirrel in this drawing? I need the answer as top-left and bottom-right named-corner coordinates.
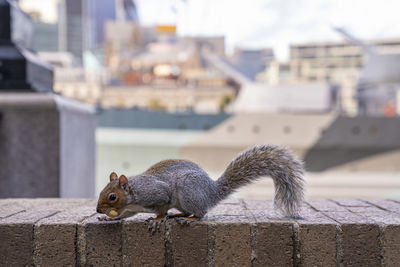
top-left (96, 145), bottom-right (305, 230)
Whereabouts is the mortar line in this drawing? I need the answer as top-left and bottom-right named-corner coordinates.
top-left (328, 198), bottom-right (368, 208)
top-left (362, 200), bottom-right (391, 212)
top-left (164, 221), bottom-right (173, 267)
top-left (32, 211), bottom-right (61, 266)
top-left (304, 201), bottom-right (342, 224)
top-left (387, 199), bottom-right (400, 205)
top-left (0, 209), bottom-right (26, 220)
top-left (329, 199), bottom-right (386, 267)
top-left (76, 212), bottom-right (97, 267)
top-left (239, 199), bottom-right (258, 267)
top-left (377, 224), bottom-right (385, 267)
top-left (119, 220), bottom-right (123, 266)
top-left (207, 222), bottom-right (216, 267)
top-left (335, 224), bottom-right (343, 267)
top-left (328, 199), bottom-right (380, 223)
top-left (304, 201), bottom-right (344, 267)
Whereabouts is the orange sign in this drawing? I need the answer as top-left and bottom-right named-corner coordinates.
top-left (156, 25), bottom-right (176, 33)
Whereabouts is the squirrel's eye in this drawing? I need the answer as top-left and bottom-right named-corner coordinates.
top-left (108, 193), bottom-right (117, 202)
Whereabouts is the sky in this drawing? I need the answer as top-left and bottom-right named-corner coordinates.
top-left (19, 0), bottom-right (59, 22)
top-left (136, 0), bottom-right (400, 60)
top-left (18, 0), bottom-right (400, 61)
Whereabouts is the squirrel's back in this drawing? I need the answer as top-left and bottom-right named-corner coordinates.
top-left (144, 159), bottom-right (211, 184)
top-left (145, 159), bottom-right (205, 176)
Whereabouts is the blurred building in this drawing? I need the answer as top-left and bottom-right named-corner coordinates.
top-left (255, 61), bottom-right (291, 85)
top-left (31, 21), bottom-right (59, 52)
top-left (87, 0), bottom-right (139, 49)
top-left (87, 0), bottom-right (116, 49)
top-left (105, 20), bottom-right (143, 73)
top-left (58, 0), bottom-right (139, 61)
top-left (230, 48), bottom-right (274, 81)
top-left (101, 85), bottom-right (236, 113)
top-left (257, 38), bottom-right (400, 115)
top-left (289, 39), bottom-right (400, 83)
top-left (58, 0), bottom-right (84, 59)
top-left (181, 36), bottom-right (226, 57)
top-left (100, 22), bottom-right (239, 113)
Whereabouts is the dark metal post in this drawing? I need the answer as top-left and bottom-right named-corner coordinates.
top-left (0, 0), bottom-right (53, 91)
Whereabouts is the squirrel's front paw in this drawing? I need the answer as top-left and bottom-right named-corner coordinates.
top-left (145, 216), bottom-right (166, 234)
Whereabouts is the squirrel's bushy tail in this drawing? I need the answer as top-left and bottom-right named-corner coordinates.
top-left (216, 145), bottom-right (305, 217)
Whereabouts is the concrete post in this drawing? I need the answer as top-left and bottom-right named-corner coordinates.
top-left (0, 93), bottom-right (96, 197)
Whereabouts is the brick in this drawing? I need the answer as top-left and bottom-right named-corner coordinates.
top-left (297, 205), bottom-right (338, 267)
top-left (33, 204), bottom-right (95, 266)
top-left (122, 214), bottom-right (165, 267)
top-left (0, 202), bottom-right (26, 218)
top-left (339, 200), bottom-right (400, 267)
top-left (366, 199), bottom-right (400, 214)
top-left (242, 200), bottom-right (294, 267)
top-left (242, 200), bottom-right (274, 218)
top-left (208, 212), bottom-right (254, 267)
top-left (341, 201), bottom-right (400, 224)
top-left (2, 198), bottom-right (400, 267)
top-left (219, 197), bottom-right (242, 205)
top-left (311, 200), bottom-right (381, 267)
top-left (213, 221), bottom-right (252, 267)
top-left (332, 198), bottom-right (371, 207)
top-left (0, 198), bottom-right (95, 213)
top-left (243, 199), bottom-right (300, 220)
top-left (207, 202), bottom-right (247, 217)
top-left (298, 223), bottom-right (337, 267)
top-left (381, 224), bottom-right (400, 267)
top-left (306, 199), bottom-right (348, 212)
top-left (242, 199), bottom-right (274, 212)
top-left (78, 215), bottom-right (123, 266)
top-left (0, 209), bottom-right (58, 266)
top-left (253, 222), bottom-right (294, 267)
top-left (169, 220), bottom-right (209, 267)
top-left (340, 223), bottom-right (381, 267)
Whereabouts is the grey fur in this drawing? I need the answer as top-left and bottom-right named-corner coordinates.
top-left (217, 145), bottom-right (304, 217)
top-left (99, 145), bottom-right (305, 219)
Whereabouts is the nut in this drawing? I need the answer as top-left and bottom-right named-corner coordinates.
top-left (108, 209), bottom-right (118, 218)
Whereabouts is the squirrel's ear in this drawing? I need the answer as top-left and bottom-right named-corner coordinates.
top-left (119, 175), bottom-right (129, 190)
top-left (110, 172), bottom-right (118, 182)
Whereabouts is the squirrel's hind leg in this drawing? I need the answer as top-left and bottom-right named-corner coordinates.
top-left (145, 214), bottom-right (167, 234)
top-left (146, 207), bottom-right (169, 234)
top-left (165, 212), bottom-right (201, 225)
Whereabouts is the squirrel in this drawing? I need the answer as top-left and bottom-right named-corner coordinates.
top-left (96, 145), bottom-right (305, 231)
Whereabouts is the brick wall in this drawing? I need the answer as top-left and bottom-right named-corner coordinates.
top-left (0, 198), bottom-right (399, 266)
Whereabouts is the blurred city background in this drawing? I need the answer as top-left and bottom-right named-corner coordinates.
top-left (1, 0), bottom-right (400, 200)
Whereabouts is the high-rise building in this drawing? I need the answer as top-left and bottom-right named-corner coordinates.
top-left (91, 0), bottom-right (116, 47)
top-left (58, 0), bottom-right (84, 60)
top-left (58, 0), bottom-right (139, 62)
